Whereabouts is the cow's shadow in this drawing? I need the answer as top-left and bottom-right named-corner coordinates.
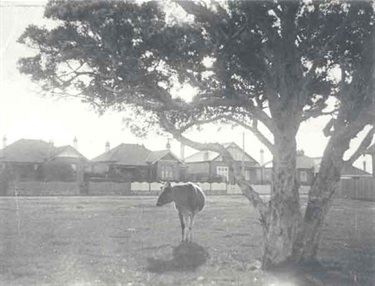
top-left (147, 242), bottom-right (210, 273)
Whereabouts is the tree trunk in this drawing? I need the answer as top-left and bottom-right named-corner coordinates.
top-left (291, 142), bottom-right (346, 263)
top-left (262, 133), bottom-right (303, 268)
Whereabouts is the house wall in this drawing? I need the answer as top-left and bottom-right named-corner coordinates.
top-left (210, 161), bottom-right (259, 183)
top-left (155, 160), bottom-right (180, 181)
top-left (0, 163), bottom-right (40, 181)
top-left (186, 162), bottom-right (210, 174)
top-left (297, 168), bottom-right (314, 185)
top-left (91, 162), bottom-right (110, 174)
top-left (109, 165), bottom-right (150, 182)
top-left (210, 161), bottom-right (229, 176)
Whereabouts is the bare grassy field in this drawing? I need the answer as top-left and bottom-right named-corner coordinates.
top-left (0, 196), bottom-right (374, 286)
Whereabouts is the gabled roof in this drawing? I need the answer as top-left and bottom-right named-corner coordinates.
top-left (0, 139), bottom-right (86, 163)
top-left (341, 164), bottom-right (371, 177)
top-left (53, 145), bottom-right (88, 161)
top-left (145, 150), bottom-right (183, 164)
top-left (184, 142), bottom-right (259, 165)
top-left (92, 143), bottom-right (150, 165)
top-left (184, 150), bottom-right (219, 163)
top-left (92, 143), bottom-right (182, 166)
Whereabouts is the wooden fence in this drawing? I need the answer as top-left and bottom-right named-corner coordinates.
top-left (4, 179), bottom-right (369, 198)
top-left (338, 178), bottom-right (375, 201)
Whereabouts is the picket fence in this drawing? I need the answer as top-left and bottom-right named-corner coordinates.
top-left (130, 181), bottom-right (227, 195)
top-left (129, 182), bottom-right (310, 195)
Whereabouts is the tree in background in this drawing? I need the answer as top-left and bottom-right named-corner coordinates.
top-left (18, 0), bottom-right (374, 268)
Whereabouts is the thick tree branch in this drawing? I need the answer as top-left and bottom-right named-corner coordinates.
top-left (302, 107), bottom-right (337, 122)
top-left (344, 127), bottom-right (374, 166)
top-left (224, 116), bottom-right (275, 155)
top-left (159, 112), bottom-right (268, 214)
top-left (179, 115), bottom-right (226, 133)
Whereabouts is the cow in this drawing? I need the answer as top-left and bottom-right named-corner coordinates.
top-left (156, 182), bottom-right (206, 242)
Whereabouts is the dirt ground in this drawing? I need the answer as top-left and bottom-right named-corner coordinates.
top-left (0, 195), bottom-right (374, 286)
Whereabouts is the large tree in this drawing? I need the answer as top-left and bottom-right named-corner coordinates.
top-left (18, 0), bottom-right (374, 268)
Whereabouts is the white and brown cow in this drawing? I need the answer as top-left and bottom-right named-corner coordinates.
top-left (156, 182), bottom-right (206, 242)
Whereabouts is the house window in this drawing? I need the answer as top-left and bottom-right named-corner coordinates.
top-left (300, 171), bottom-right (308, 182)
top-left (217, 166), bottom-right (229, 181)
top-left (161, 165), bottom-right (174, 180)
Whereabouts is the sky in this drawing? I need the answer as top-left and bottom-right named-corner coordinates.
top-left (0, 2), bottom-right (373, 173)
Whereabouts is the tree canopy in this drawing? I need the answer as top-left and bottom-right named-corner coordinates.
top-left (18, 0), bottom-right (374, 268)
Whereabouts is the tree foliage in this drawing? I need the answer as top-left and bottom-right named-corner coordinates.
top-left (18, 0), bottom-right (374, 268)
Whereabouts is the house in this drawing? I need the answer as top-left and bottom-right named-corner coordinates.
top-left (340, 164), bottom-right (372, 179)
top-left (312, 156), bottom-right (371, 179)
top-left (365, 144), bottom-right (375, 177)
top-left (184, 142), bottom-right (260, 183)
top-left (90, 143), bottom-right (184, 182)
top-left (0, 138), bottom-right (87, 181)
top-left (262, 150), bottom-right (315, 185)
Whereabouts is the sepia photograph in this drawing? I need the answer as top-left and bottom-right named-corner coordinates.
top-left (0, 0), bottom-right (374, 285)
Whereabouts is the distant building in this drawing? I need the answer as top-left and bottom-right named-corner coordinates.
top-left (90, 143), bottom-right (183, 182)
top-left (184, 142), bottom-right (260, 183)
top-left (340, 164), bottom-right (372, 179)
top-left (263, 150), bottom-right (315, 185)
top-left (0, 139), bottom-right (87, 181)
top-left (312, 156), bottom-right (372, 180)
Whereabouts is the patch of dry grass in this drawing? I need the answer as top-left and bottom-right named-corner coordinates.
top-left (0, 196), bottom-right (374, 285)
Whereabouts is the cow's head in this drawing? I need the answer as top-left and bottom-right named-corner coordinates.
top-left (156, 182), bottom-right (173, 206)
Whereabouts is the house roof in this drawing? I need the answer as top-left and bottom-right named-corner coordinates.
top-left (0, 139), bottom-right (86, 163)
top-left (92, 143), bottom-right (150, 165)
top-left (296, 154), bottom-right (315, 169)
top-left (53, 145), bottom-right (88, 160)
top-left (145, 150), bottom-right (182, 164)
top-left (184, 150), bottom-right (219, 163)
top-left (184, 142), bottom-right (259, 165)
top-left (92, 143), bottom-right (182, 166)
top-left (341, 164), bottom-right (371, 177)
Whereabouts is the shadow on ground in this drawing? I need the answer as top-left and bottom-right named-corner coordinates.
top-left (147, 242), bottom-right (210, 273)
top-left (266, 259), bottom-right (369, 286)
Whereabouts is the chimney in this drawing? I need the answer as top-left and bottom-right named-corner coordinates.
top-left (203, 150), bottom-right (209, 161)
top-left (73, 137), bottom-right (78, 150)
top-left (105, 141), bottom-right (110, 152)
top-left (260, 149), bottom-right (264, 166)
top-left (180, 142), bottom-right (185, 162)
top-left (166, 138), bottom-right (171, 150)
top-left (2, 136), bottom-right (7, 149)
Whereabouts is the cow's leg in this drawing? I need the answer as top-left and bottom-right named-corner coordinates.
top-left (178, 211), bottom-right (186, 242)
top-left (189, 214), bottom-right (195, 242)
top-left (185, 215), bottom-right (192, 241)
